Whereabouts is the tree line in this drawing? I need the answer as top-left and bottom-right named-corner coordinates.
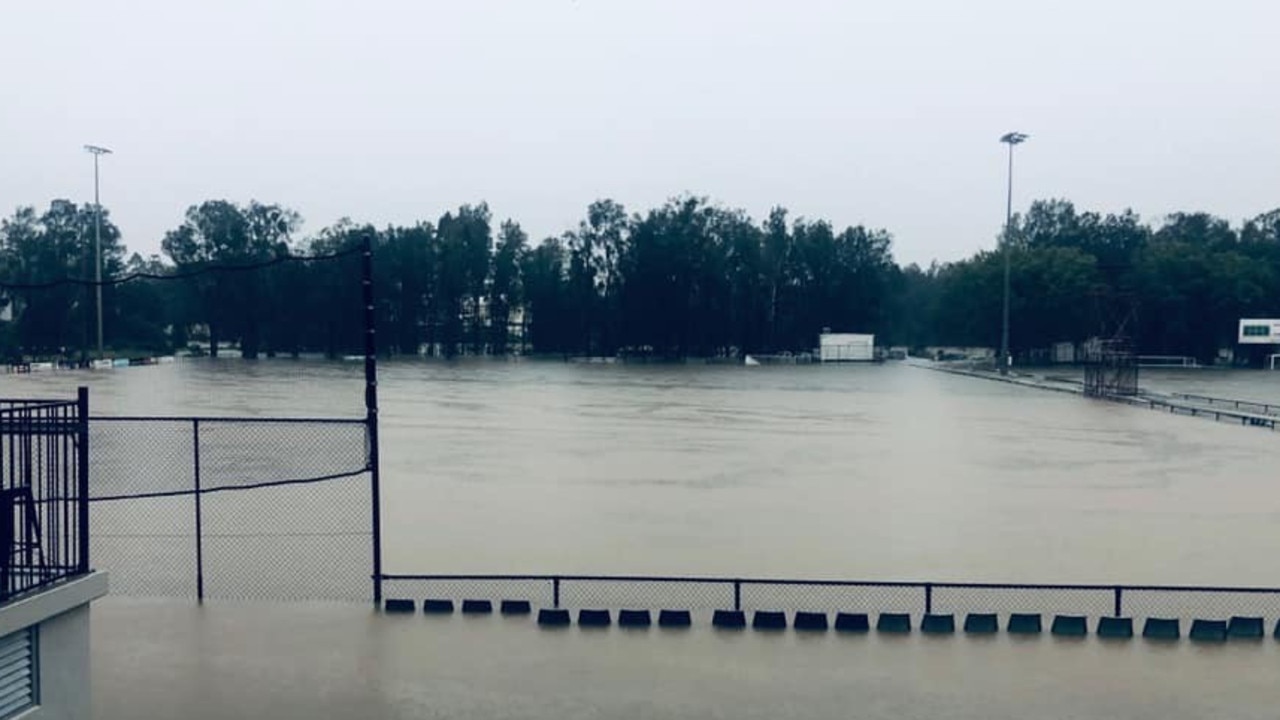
top-left (1, 195), bottom-right (1277, 363)
top-left (909, 201), bottom-right (1280, 363)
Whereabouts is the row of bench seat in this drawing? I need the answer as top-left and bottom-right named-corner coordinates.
top-left (384, 599), bottom-right (1276, 640)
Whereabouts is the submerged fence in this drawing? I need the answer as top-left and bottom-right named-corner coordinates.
top-left (82, 410), bottom-right (1280, 619)
top-left (88, 415), bottom-right (373, 601)
top-left (379, 574), bottom-right (1280, 625)
top-left (83, 414), bottom-right (1280, 625)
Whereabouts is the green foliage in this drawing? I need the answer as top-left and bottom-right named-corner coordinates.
top-left (2, 195), bottom-right (1278, 363)
top-left (0, 200), bottom-right (130, 358)
top-left (929, 201), bottom-right (1280, 362)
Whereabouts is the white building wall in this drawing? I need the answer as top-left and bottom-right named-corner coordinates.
top-left (819, 333), bottom-right (874, 362)
top-left (0, 573), bottom-right (107, 720)
top-left (29, 604), bottom-right (92, 720)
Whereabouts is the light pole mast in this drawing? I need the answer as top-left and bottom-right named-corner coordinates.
top-left (998, 131), bottom-right (1028, 375)
top-left (84, 144), bottom-right (112, 359)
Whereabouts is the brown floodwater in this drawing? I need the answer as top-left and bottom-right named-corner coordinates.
top-left (5, 359), bottom-right (1279, 718)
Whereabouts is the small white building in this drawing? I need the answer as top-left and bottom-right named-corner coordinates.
top-left (819, 333), bottom-right (875, 362)
top-left (1239, 318), bottom-right (1280, 369)
top-left (1238, 318), bottom-right (1280, 345)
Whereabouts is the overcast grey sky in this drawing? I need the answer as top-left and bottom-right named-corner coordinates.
top-left (2, 0), bottom-right (1278, 265)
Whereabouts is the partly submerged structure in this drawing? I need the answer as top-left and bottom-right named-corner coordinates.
top-left (818, 333), bottom-right (875, 363)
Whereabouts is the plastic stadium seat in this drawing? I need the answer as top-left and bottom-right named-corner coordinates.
top-left (921, 614), bottom-right (955, 634)
top-left (834, 613), bottom-right (870, 632)
top-left (964, 613), bottom-right (998, 634)
top-left (794, 612), bottom-right (829, 631)
top-left (1096, 617), bottom-right (1133, 639)
top-left (500, 599), bottom-right (531, 615)
top-left (423, 599), bottom-right (454, 614)
top-left (1050, 615), bottom-right (1088, 637)
top-left (1007, 613), bottom-right (1042, 635)
top-left (1142, 618), bottom-right (1180, 640)
top-left (1226, 616), bottom-right (1263, 639)
top-left (752, 611), bottom-right (787, 630)
top-left (618, 609), bottom-right (652, 628)
top-left (712, 610), bottom-right (746, 629)
top-left (383, 598), bottom-right (415, 613)
top-left (537, 609), bottom-right (570, 627)
top-left (578, 609), bottom-right (612, 627)
top-left (658, 610), bottom-right (692, 628)
top-left (877, 613), bottom-right (911, 633)
top-left (1188, 619), bottom-right (1227, 642)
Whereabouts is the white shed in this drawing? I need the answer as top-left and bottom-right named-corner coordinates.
top-left (819, 333), bottom-right (875, 362)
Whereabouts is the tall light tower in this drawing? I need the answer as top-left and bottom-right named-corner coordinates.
top-left (84, 144), bottom-right (113, 358)
top-left (998, 131), bottom-right (1028, 375)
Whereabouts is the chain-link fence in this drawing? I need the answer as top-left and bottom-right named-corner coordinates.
top-left (381, 575), bottom-right (1280, 626)
top-left (89, 416), bottom-right (373, 601)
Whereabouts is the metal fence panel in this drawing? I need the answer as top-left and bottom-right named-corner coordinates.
top-left (1122, 588), bottom-right (1280, 621)
top-left (91, 495), bottom-right (197, 597)
top-left (87, 416), bottom-right (372, 602)
top-left (931, 585), bottom-right (1115, 618)
top-left (89, 420), bottom-right (194, 498)
top-left (201, 478), bottom-right (370, 601)
top-left (741, 582), bottom-right (922, 614)
top-left (381, 578), bottom-right (556, 608)
top-left (560, 579), bottom-right (734, 610)
top-left (75, 415), bottom-right (1280, 618)
top-left (197, 419), bottom-right (368, 491)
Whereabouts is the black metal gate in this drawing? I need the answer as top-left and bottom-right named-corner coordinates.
top-left (0, 389), bottom-right (90, 602)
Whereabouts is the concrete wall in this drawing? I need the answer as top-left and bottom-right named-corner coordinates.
top-left (0, 573), bottom-right (107, 720)
top-left (29, 604), bottom-right (92, 720)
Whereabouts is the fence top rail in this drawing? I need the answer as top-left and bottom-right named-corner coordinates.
top-left (89, 415), bottom-right (366, 425)
top-left (1169, 391), bottom-right (1278, 409)
top-left (376, 573), bottom-right (1280, 595)
top-left (1133, 396), bottom-right (1279, 424)
top-left (0, 399), bottom-right (78, 411)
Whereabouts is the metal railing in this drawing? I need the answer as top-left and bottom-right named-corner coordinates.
top-left (1168, 391), bottom-right (1280, 417)
top-left (88, 415), bottom-right (374, 602)
top-left (379, 574), bottom-right (1280, 622)
top-left (1119, 394), bottom-right (1280, 430)
top-left (1136, 355), bottom-right (1200, 368)
top-left (0, 391), bottom-right (90, 603)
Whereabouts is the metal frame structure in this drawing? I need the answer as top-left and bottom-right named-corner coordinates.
top-left (84, 145), bottom-right (112, 358)
top-left (1083, 338), bottom-right (1139, 397)
top-left (88, 414), bottom-right (371, 601)
top-left (998, 131), bottom-right (1029, 375)
top-left (0, 389), bottom-right (90, 603)
top-left (362, 234), bottom-right (383, 605)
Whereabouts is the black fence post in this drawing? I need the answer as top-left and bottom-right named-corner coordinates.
top-left (553, 577), bottom-right (561, 608)
top-left (76, 387), bottom-right (90, 575)
top-left (0, 489), bottom-right (13, 602)
top-left (924, 583), bottom-right (933, 615)
top-left (193, 419), bottom-right (204, 603)
top-left (1113, 586), bottom-right (1122, 617)
top-left (363, 232), bottom-right (384, 605)
top-left (733, 580), bottom-right (742, 611)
